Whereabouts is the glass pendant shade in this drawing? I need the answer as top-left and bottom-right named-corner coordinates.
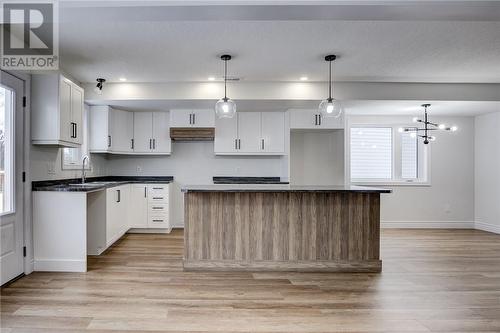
top-left (319, 98), bottom-right (342, 118)
top-left (215, 97), bottom-right (236, 118)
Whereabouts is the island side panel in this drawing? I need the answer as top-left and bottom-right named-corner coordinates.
top-left (183, 191), bottom-right (381, 272)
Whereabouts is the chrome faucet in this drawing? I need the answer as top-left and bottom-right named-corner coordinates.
top-left (81, 155), bottom-right (89, 184)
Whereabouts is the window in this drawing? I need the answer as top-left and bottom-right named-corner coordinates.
top-left (350, 125), bottom-right (428, 184)
top-left (350, 127), bottom-right (392, 179)
top-left (0, 86), bottom-right (13, 214)
top-left (62, 105), bottom-right (90, 170)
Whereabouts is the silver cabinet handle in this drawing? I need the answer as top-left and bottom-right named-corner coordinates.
top-left (318, 114), bottom-right (322, 126)
top-left (108, 135), bottom-right (112, 147)
top-left (144, 187), bottom-right (147, 198)
top-left (261, 139), bottom-right (265, 150)
top-left (152, 187), bottom-right (164, 190)
top-left (131, 139), bottom-right (134, 150)
top-left (189, 113), bottom-right (193, 125)
top-left (152, 197), bottom-right (164, 200)
top-left (235, 139), bottom-right (237, 150)
top-left (152, 219), bottom-right (164, 222)
top-left (149, 139), bottom-right (152, 149)
top-left (192, 113), bottom-right (196, 124)
top-left (153, 139), bottom-right (156, 149)
top-left (117, 189), bottom-right (121, 203)
top-left (238, 139), bottom-right (241, 150)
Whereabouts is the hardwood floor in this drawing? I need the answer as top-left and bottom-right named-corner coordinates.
top-left (2, 229), bottom-right (500, 332)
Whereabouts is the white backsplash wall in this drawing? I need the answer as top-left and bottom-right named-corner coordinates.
top-left (29, 146), bottom-right (107, 181)
top-left (106, 141), bottom-right (284, 227)
top-left (290, 130), bottom-right (345, 186)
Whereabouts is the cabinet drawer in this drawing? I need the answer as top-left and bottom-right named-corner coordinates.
top-left (149, 203), bottom-right (168, 214)
top-left (147, 185), bottom-right (169, 202)
top-left (148, 215), bottom-right (169, 228)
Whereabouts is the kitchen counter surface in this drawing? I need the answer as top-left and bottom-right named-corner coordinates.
top-left (213, 177), bottom-right (289, 184)
top-left (182, 184), bottom-right (391, 193)
top-left (32, 176), bottom-right (174, 192)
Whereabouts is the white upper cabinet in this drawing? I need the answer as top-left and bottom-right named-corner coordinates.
top-left (170, 109), bottom-right (215, 128)
top-left (261, 112), bottom-right (286, 153)
top-left (32, 74), bottom-right (84, 147)
top-left (214, 112), bottom-right (286, 155)
top-left (289, 110), bottom-right (344, 129)
top-left (152, 112), bottom-right (171, 154)
top-left (90, 108), bottom-right (171, 155)
top-left (133, 112), bottom-right (153, 153)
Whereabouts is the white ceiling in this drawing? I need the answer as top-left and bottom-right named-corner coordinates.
top-left (59, 1), bottom-right (500, 84)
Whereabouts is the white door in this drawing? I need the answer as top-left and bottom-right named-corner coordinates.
top-left (129, 185), bottom-right (148, 228)
top-left (0, 71), bottom-right (24, 285)
top-left (214, 115), bottom-right (238, 153)
top-left (261, 112), bottom-right (285, 153)
top-left (191, 109), bottom-right (215, 127)
top-left (133, 112), bottom-right (152, 153)
top-left (59, 77), bottom-right (72, 143)
top-left (152, 112), bottom-right (171, 153)
top-left (70, 84), bottom-right (84, 145)
top-left (238, 112), bottom-right (261, 153)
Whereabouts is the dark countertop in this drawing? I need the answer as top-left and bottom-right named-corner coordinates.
top-left (32, 176), bottom-right (174, 192)
top-left (182, 184), bottom-right (391, 193)
top-left (213, 177), bottom-right (289, 184)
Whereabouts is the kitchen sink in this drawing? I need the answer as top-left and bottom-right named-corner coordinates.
top-left (68, 181), bottom-right (117, 187)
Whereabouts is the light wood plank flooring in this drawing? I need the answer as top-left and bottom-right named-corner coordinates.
top-left (1, 229), bottom-right (500, 332)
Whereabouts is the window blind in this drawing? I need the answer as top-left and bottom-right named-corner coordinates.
top-left (350, 127), bottom-right (392, 179)
top-left (401, 130), bottom-right (418, 179)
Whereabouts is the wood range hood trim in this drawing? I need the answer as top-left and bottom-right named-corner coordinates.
top-left (169, 127), bottom-right (215, 141)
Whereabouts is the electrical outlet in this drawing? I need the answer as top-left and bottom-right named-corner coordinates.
top-left (47, 162), bottom-right (56, 175)
top-left (136, 166), bottom-right (142, 174)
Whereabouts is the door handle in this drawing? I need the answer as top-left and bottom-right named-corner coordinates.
top-left (131, 139), bottom-right (134, 150)
top-left (144, 187), bottom-right (147, 198)
top-left (149, 139), bottom-right (152, 149)
top-left (153, 139), bottom-right (156, 149)
top-left (74, 123), bottom-right (77, 138)
top-left (192, 113), bottom-right (196, 124)
top-left (314, 115), bottom-right (318, 126)
top-left (318, 114), bottom-right (322, 126)
top-left (234, 139), bottom-right (237, 150)
top-left (108, 135), bottom-right (112, 147)
top-left (238, 139), bottom-right (241, 150)
top-left (189, 113), bottom-right (192, 125)
top-left (261, 139), bottom-right (265, 150)
top-left (117, 189), bottom-right (121, 203)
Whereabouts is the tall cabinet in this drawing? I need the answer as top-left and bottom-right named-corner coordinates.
top-left (32, 74), bottom-right (84, 147)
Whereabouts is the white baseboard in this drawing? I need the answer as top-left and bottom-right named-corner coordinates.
top-left (474, 221), bottom-right (500, 234)
top-left (127, 228), bottom-right (172, 234)
top-left (381, 221), bottom-right (475, 229)
top-left (34, 259), bottom-right (86, 272)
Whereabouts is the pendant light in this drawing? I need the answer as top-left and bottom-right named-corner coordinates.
top-left (319, 55), bottom-right (342, 118)
top-left (398, 104), bottom-right (458, 144)
top-left (215, 55), bottom-right (236, 118)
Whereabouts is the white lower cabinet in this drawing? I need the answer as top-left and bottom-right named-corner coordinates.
top-left (129, 184), bottom-right (148, 228)
top-left (129, 183), bottom-right (171, 229)
top-left (105, 184), bottom-right (130, 247)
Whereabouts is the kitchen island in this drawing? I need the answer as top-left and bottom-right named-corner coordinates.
top-left (182, 185), bottom-right (391, 272)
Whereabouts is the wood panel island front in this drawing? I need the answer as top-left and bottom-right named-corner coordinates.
top-left (182, 185), bottom-right (391, 273)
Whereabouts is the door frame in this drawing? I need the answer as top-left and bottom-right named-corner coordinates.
top-left (2, 70), bottom-right (32, 278)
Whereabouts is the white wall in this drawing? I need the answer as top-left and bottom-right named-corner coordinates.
top-left (474, 112), bottom-right (500, 234)
top-left (347, 115), bottom-right (475, 228)
top-left (290, 130), bottom-right (344, 186)
top-left (105, 141), bottom-right (284, 227)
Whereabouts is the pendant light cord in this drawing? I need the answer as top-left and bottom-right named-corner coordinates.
top-left (224, 59), bottom-right (228, 100)
top-left (329, 60), bottom-right (332, 100)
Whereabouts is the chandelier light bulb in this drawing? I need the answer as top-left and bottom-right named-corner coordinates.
top-left (412, 117), bottom-right (419, 123)
top-left (438, 124), bottom-right (446, 130)
top-left (450, 126), bottom-right (458, 132)
top-left (398, 127), bottom-right (404, 133)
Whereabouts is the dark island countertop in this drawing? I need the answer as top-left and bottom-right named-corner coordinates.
top-left (182, 184), bottom-right (391, 193)
top-left (32, 176), bottom-right (174, 192)
top-left (213, 177), bottom-right (289, 184)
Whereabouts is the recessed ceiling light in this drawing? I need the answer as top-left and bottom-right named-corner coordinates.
top-left (300, 76), bottom-right (308, 81)
top-left (208, 76), bottom-right (215, 81)
top-left (119, 77), bottom-right (127, 82)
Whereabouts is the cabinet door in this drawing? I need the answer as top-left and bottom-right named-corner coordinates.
top-left (170, 109), bottom-right (192, 127)
top-left (105, 188), bottom-right (120, 246)
top-left (261, 112), bottom-right (285, 153)
top-left (319, 114), bottom-right (344, 129)
top-left (70, 84), bottom-right (84, 145)
top-left (289, 110), bottom-right (318, 129)
top-left (129, 185), bottom-right (148, 228)
top-left (214, 115), bottom-right (238, 153)
top-left (89, 106), bottom-right (111, 152)
top-left (112, 109), bottom-right (134, 153)
top-left (152, 112), bottom-right (171, 154)
top-left (117, 185), bottom-right (130, 234)
top-left (59, 78), bottom-right (73, 143)
top-left (191, 109), bottom-right (215, 127)
top-left (238, 112), bottom-right (261, 153)
top-left (133, 112), bottom-right (153, 153)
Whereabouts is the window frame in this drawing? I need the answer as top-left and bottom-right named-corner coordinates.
top-left (348, 122), bottom-right (431, 187)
